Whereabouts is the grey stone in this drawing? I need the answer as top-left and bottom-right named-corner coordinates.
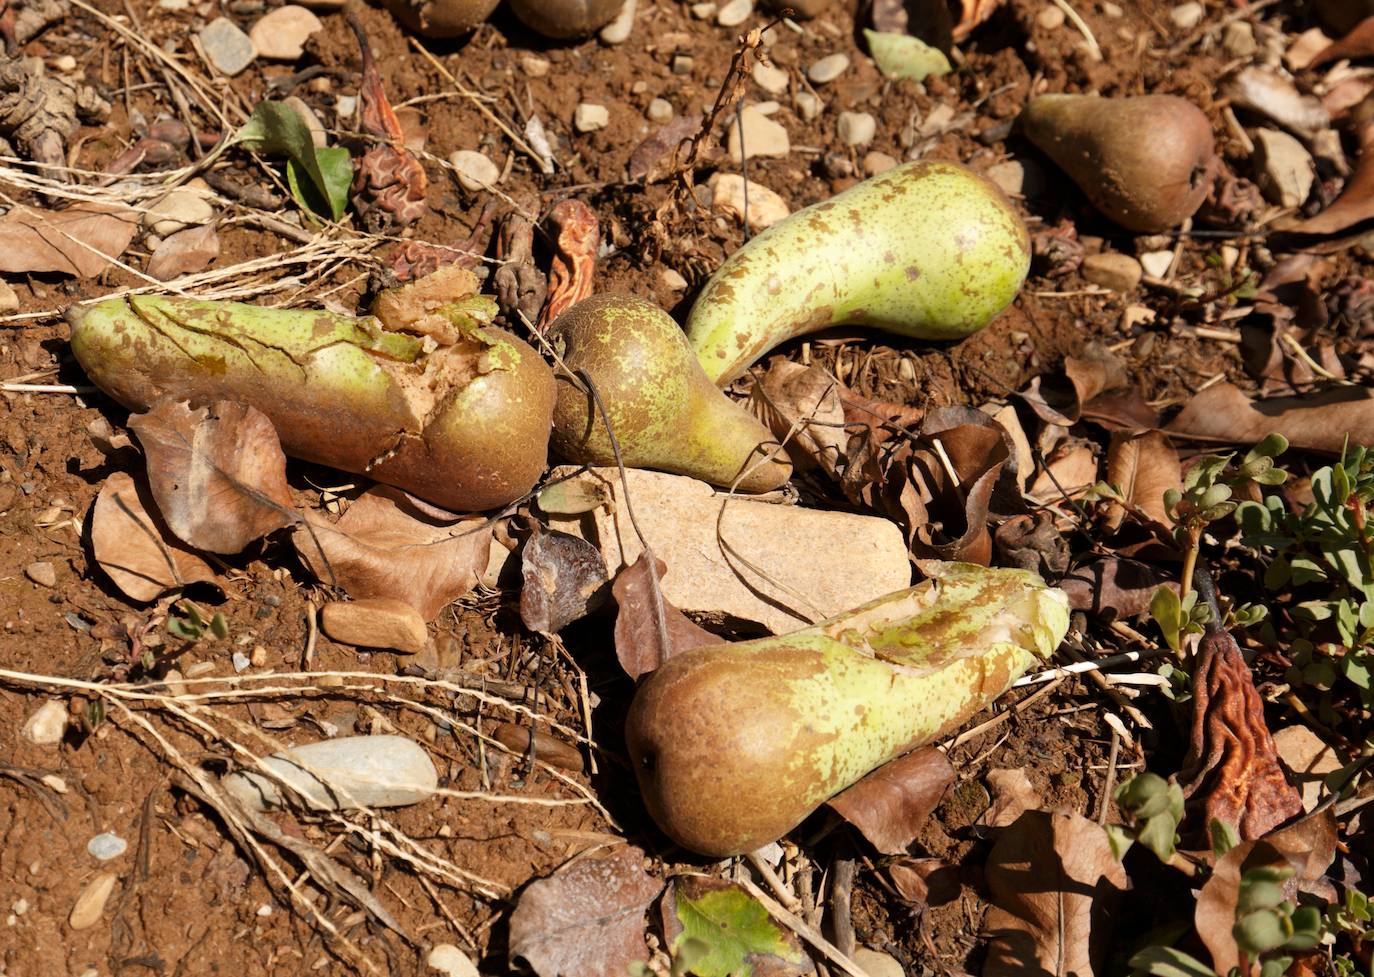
top-left (1254, 127), bottom-right (1314, 208)
top-left (200, 18), bottom-right (256, 77)
top-left (223, 735), bottom-right (439, 811)
top-left (837, 110), bottom-right (876, 147)
top-left (449, 149), bottom-right (500, 192)
top-left (21, 700), bottom-right (66, 746)
top-left (87, 833), bottom-right (127, 861)
top-left (807, 52), bottom-right (850, 84)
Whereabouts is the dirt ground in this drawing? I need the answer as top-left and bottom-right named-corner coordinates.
top-left (0, 0), bottom-right (1368, 974)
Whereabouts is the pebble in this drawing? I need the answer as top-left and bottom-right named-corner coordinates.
top-left (25, 561), bottom-right (56, 587)
top-left (794, 90), bottom-right (822, 122)
top-left (158, 0), bottom-right (190, 9)
top-left (1170, 2), bottom-right (1204, 30)
top-left (728, 105), bottom-right (789, 161)
top-left (321, 597), bottom-right (429, 654)
top-left (87, 833), bottom-right (127, 861)
top-left (223, 734), bottom-right (439, 811)
top-left (1036, 5), bottom-right (1065, 29)
top-left (753, 100), bottom-right (781, 115)
top-left (284, 95), bottom-right (327, 148)
top-left (574, 103), bottom-right (609, 133)
top-left (69, 873), bottom-right (118, 931)
top-left (1101, 1), bottom-right (1122, 15)
top-left (1253, 127), bottom-right (1315, 209)
top-left (708, 172), bottom-right (791, 229)
top-left (854, 949), bottom-right (906, 977)
top-left (691, 2), bottom-right (715, 18)
top-left (0, 280), bottom-right (17, 312)
top-left (598, 0), bottom-right (635, 44)
top-left (646, 97), bottom-right (674, 123)
top-left (335, 94), bottom-right (357, 119)
top-left (1081, 252), bottom-right (1143, 292)
top-left (449, 150), bottom-right (500, 192)
top-left (147, 225), bottom-right (220, 281)
top-left (1139, 250), bottom-right (1175, 279)
top-left (232, 651), bottom-right (251, 673)
top-left (752, 61), bottom-right (789, 95)
top-left (807, 53), bottom-right (850, 85)
top-left (249, 5), bottom-right (321, 61)
top-left (1222, 20), bottom-right (1257, 57)
top-left (661, 268), bottom-right (688, 290)
top-left (522, 55), bottom-right (550, 77)
top-left (716, 0), bottom-right (752, 27)
top-left (672, 53), bottom-right (695, 75)
top-left (21, 700), bottom-right (67, 746)
top-left (145, 178), bottom-right (215, 236)
top-left (985, 160), bottom-right (1025, 195)
top-left (427, 944), bottom-right (480, 977)
top-left (199, 18), bottom-right (256, 77)
top-left (837, 110), bottom-right (876, 147)
top-left (51, 54), bottom-right (76, 72)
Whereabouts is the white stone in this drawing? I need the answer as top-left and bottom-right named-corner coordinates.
top-left (24, 561), bottom-right (55, 587)
top-left (0, 280), bottom-right (18, 312)
top-left (647, 97), bottom-right (673, 123)
top-left (1253, 127), bottom-right (1315, 209)
top-left (863, 151), bottom-right (898, 177)
top-left (21, 700), bottom-right (66, 746)
top-left (752, 61), bottom-right (789, 95)
top-left (708, 172), bottom-right (790, 229)
top-left (985, 160), bottom-right (1024, 195)
top-left (794, 90), bottom-right (822, 122)
top-left (598, 0), bottom-right (635, 44)
top-left (249, 5), bottom-right (322, 61)
top-left (661, 268), bottom-right (688, 290)
top-left (427, 944), bottom-right (479, 977)
top-left (144, 178), bottom-right (215, 236)
top-left (574, 102), bottom-right (609, 133)
top-left (1170, 2), bottom-right (1203, 31)
top-left (717, 0), bottom-right (752, 27)
top-left (691, 2), bottom-right (716, 19)
top-left (449, 150), bottom-right (500, 192)
top-left (837, 111), bottom-right (876, 147)
top-left (1081, 252), bottom-right (1142, 292)
top-left (522, 56), bottom-right (550, 78)
top-left (753, 100), bottom-right (781, 115)
top-left (1036, 5), bottom-right (1065, 29)
top-left (87, 833), bottom-right (127, 861)
top-left (807, 53), bottom-right (850, 85)
top-left (69, 873), bottom-right (117, 931)
top-left (1139, 250), bottom-right (1174, 279)
top-left (544, 468), bottom-right (911, 635)
top-left (199, 18), bottom-right (256, 77)
top-left (1222, 20), bottom-right (1256, 57)
top-left (223, 735), bottom-right (439, 812)
top-left (854, 949), bottom-right (905, 977)
top-left (728, 105), bottom-right (789, 161)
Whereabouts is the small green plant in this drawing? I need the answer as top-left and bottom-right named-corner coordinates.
top-left (1106, 773), bottom-right (1184, 862)
top-left (165, 600), bottom-right (229, 645)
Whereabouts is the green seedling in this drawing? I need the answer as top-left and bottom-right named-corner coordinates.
top-left (1106, 772), bottom-right (1185, 862)
top-left (231, 100), bottom-right (353, 220)
top-left (625, 562), bottom-right (1069, 856)
top-left (685, 161), bottom-right (1030, 385)
top-left (166, 599), bottom-right (229, 644)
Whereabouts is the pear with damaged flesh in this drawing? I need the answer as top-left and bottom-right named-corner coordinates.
top-left (548, 294), bottom-right (792, 493)
top-left (685, 161), bottom-right (1030, 386)
top-left (625, 562), bottom-right (1070, 856)
top-left (1021, 94), bottom-right (1216, 233)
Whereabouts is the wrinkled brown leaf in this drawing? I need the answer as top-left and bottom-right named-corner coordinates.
top-left (751, 361), bottom-right (848, 476)
top-left (508, 845), bottom-right (663, 977)
top-left (90, 471), bottom-right (217, 602)
top-left (1167, 381), bottom-right (1374, 455)
top-left (1195, 810), bottom-right (1338, 975)
top-left (826, 746), bottom-right (954, 854)
top-left (888, 856), bottom-right (960, 906)
top-left (611, 553), bottom-right (719, 681)
top-left (1029, 439), bottom-right (1098, 503)
top-left (1019, 344), bottom-right (1131, 427)
top-left (520, 522), bottom-right (609, 634)
top-left (1104, 430), bottom-right (1180, 529)
top-left (628, 114), bottom-right (703, 183)
top-left (910, 406), bottom-right (1015, 565)
top-left (994, 514), bottom-right (1069, 578)
top-left (979, 768), bottom-right (1041, 830)
top-left (982, 810), bottom-right (1127, 977)
top-left (1285, 104), bottom-right (1374, 235)
top-left (0, 202), bottom-right (138, 277)
top-left (293, 487), bottom-right (492, 622)
top-left (1059, 559), bottom-right (1178, 619)
top-left (128, 399), bottom-right (295, 555)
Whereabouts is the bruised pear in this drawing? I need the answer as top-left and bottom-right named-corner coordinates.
top-left (379, 0), bottom-right (498, 37)
top-left (547, 294), bottom-right (791, 493)
top-left (1315, 0), bottom-right (1374, 36)
top-left (1021, 93), bottom-right (1217, 233)
top-left (625, 563), bottom-right (1070, 856)
top-left (508, 0), bottom-right (623, 38)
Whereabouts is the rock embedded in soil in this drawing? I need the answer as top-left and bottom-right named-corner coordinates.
top-left (807, 53), bottom-right (850, 84)
top-left (144, 178), bottom-right (215, 236)
top-left (728, 105), bottom-right (789, 161)
top-left (543, 467), bottom-right (911, 635)
top-left (321, 597), bottom-right (429, 654)
top-left (598, 0), bottom-right (635, 44)
top-left (1081, 252), bottom-right (1143, 292)
top-left (223, 735), bottom-right (439, 811)
top-left (200, 18), bottom-right (256, 76)
top-left (24, 561), bottom-right (55, 587)
top-left (522, 55), bottom-right (550, 77)
top-left (1139, 250), bottom-right (1174, 279)
top-left (794, 90), bottom-right (822, 121)
top-left (1253, 128), bottom-right (1315, 208)
top-left (1223, 20), bottom-right (1257, 57)
top-left (249, 5), bottom-right (322, 60)
top-left (837, 111), bottom-right (876, 147)
top-left (69, 872), bottom-right (118, 930)
top-left (646, 98), bottom-right (673, 123)
top-left (427, 944), bottom-right (479, 977)
top-left (661, 268), bottom-right (688, 290)
top-left (21, 699), bottom-right (66, 746)
top-left (716, 0), bottom-right (752, 27)
top-left (863, 151), bottom-right (897, 177)
top-left (1170, 1), bottom-right (1203, 30)
top-left (449, 149), bottom-right (500, 191)
top-left (1036, 5), bottom-right (1065, 29)
top-left (854, 949), bottom-right (906, 977)
top-left (0, 280), bottom-right (18, 312)
top-left (86, 833), bottom-right (127, 861)
top-left (146, 225), bottom-right (220, 281)
top-left (708, 172), bottom-right (790, 229)
top-left (752, 61), bottom-right (788, 94)
top-left (574, 102), bottom-right (610, 133)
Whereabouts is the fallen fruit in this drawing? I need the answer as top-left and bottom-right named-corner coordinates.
top-left (624, 562), bottom-right (1069, 856)
top-left (547, 294), bottom-right (792, 492)
top-left (685, 161), bottom-right (1030, 385)
top-left (1020, 93), bottom-right (1216, 233)
top-left (1315, 0), bottom-right (1374, 36)
top-left (508, 0), bottom-right (624, 38)
top-left (67, 269), bottom-right (555, 512)
top-left (378, 0), bottom-right (498, 38)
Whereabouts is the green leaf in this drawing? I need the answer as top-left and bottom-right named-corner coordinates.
top-left (1234, 909), bottom-right (1289, 955)
top-left (166, 616), bottom-right (203, 642)
top-left (1105, 824), bottom-right (1135, 861)
top-left (1152, 586), bottom-right (1182, 651)
top-left (1259, 958), bottom-right (1292, 977)
top-left (863, 29), bottom-right (951, 81)
top-left (671, 886), bottom-right (804, 977)
top-left (209, 612), bottom-right (230, 640)
top-left (1209, 817), bottom-right (1240, 857)
top-left (233, 101), bottom-right (353, 220)
top-left (1247, 433), bottom-right (1288, 463)
top-left (1127, 945), bottom-right (1219, 977)
top-left (1137, 812), bottom-right (1178, 863)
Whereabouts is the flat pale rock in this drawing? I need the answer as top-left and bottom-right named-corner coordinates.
top-left (250, 5), bottom-right (322, 60)
top-left (717, 0), bottom-right (752, 27)
top-left (544, 467), bottom-right (911, 634)
top-left (427, 944), bottom-right (480, 977)
top-left (25, 561), bottom-right (56, 587)
top-left (147, 225), bottom-right (219, 281)
top-left (69, 872), bottom-right (118, 930)
top-left (200, 18), bottom-right (256, 76)
top-left (708, 172), bottom-right (790, 229)
top-left (22, 699), bottom-right (67, 746)
top-left (449, 149), bottom-right (500, 191)
top-left (145, 178), bottom-right (215, 236)
top-left (727, 105), bottom-right (789, 162)
top-left (0, 280), bottom-right (18, 312)
top-left (1254, 128), bottom-right (1314, 209)
top-left (322, 597), bottom-right (429, 654)
top-left (752, 61), bottom-right (789, 94)
top-left (807, 53), bottom-right (850, 84)
top-left (837, 110), bottom-right (876, 147)
top-left (1081, 252), bottom-right (1142, 292)
top-left (223, 734), bottom-right (439, 811)
top-left (574, 102), bottom-right (610, 133)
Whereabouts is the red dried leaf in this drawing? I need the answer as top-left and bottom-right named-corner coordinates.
top-left (1311, 16), bottom-right (1374, 67)
top-left (826, 747), bottom-right (954, 854)
top-left (611, 552), bottom-right (719, 680)
top-left (520, 521), bottom-right (609, 634)
top-left (90, 471), bottom-right (218, 602)
top-left (540, 199), bottom-right (600, 328)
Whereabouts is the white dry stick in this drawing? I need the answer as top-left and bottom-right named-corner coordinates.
top-left (1049, 0), bottom-right (1102, 61)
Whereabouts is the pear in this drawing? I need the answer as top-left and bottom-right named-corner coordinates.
top-left (547, 294), bottom-right (791, 493)
top-left (508, 0), bottom-right (624, 38)
top-left (624, 563), bottom-right (1070, 857)
top-left (1315, 0), bottom-right (1374, 36)
top-left (379, 0), bottom-right (498, 37)
top-left (1021, 93), bottom-right (1216, 233)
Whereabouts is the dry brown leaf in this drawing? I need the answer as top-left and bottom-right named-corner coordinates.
top-left (826, 746), bottom-right (954, 854)
top-left (1285, 104), bottom-right (1374, 235)
top-left (490, 722), bottom-right (584, 772)
top-left (519, 522), bottom-right (609, 634)
top-left (292, 487), bottom-right (492, 622)
top-left (994, 514), bottom-right (1070, 578)
top-left (1019, 344), bottom-right (1131, 427)
top-left (910, 406), bottom-right (1015, 565)
top-left (1167, 381), bottom-right (1374, 455)
top-left (1272, 726), bottom-right (1342, 812)
top-left (751, 360), bottom-right (848, 477)
top-left (1058, 559), bottom-right (1178, 619)
top-left (1029, 440), bottom-right (1098, 503)
top-left (1104, 430), bottom-right (1181, 529)
top-left (888, 857), bottom-right (960, 907)
top-left (507, 845), bottom-right (663, 977)
top-left (982, 810), bottom-right (1128, 977)
top-left (0, 202), bottom-right (138, 277)
top-left (128, 399), bottom-right (296, 555)
top-left (979, 768), bottom-right (1041, 830)
top-left (90, 471), bottom-right (218, 602)
top-left (611, 552), bottom-right (719, 681)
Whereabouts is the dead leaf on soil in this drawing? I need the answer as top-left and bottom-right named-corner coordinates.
top-left (90, 471), bottom-right (218, 602)
top-left (292, 487), bottom-right (492, 622)
top-left (611, 552), bottom-right (719, 681)
top-left (1283, 101), bottom-right (1374, 235)
top-left (751, 361), bottom-right (848, 477)
top-left (490, 722), bottom-right (584, 772)
top-left (979, 768), bottom-right (1041, 830)
top-left (128, 399), bottom-right (296, 555)
top-left (982, 810), bottom-right (1127, 977)
top-left (519, 521), bottom-right (609, 634)
top-left (1311, 17), bottom-right (1374, 67)
top-left (1272, 725), bottom-right (1342, 812)
top-left (994, 514), bottom-right (1069, 579)
top-left (507, 844), bottom-right (663, 977)
top-left (826, 746), bottom-right (954, 854)
top-left (0, 201), bottom-right (138, 277)
top-left (888, 856), bottom-right (961, 907)
top-left (909, 406), bottom-right (1016, 566)
top-left (1103, 430), bottom-right (1181, 530)
top-left (660, 875), bottom-right (815, 977)
top-left (1019, 344), bottom-right (1133, 427)
top-left (1029, 439), bottom-right (1099, 503)
top-left (1167, 381), bottom-right (1374, 455)
top-left (1058, 559), bottom-right (1178, 619)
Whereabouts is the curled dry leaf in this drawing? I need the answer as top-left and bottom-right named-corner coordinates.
top-left (978, 767), bottom-right (1040, 830)
top-left (519, 521), bottom-right (609, 634)
top-left (540, 199), bottom-right (600, 328)
top-left (611, 552), bottom-right (718, 681)
top-left (292, 487), bottom-right (492, 622)
top-left (490, 722), bottom-right (584, 772)
top-left (1029, 438), bottom-right (1099, 503)
top-left (1058, 559), bottom-right (1177, 619)
top-left (982, 810), bottom-right (1128, 977)
top-left (628, 114), bottom-right (702, 183)
top-left (750, 360), bottom-right (848, 477)
top-left (888, 856), bottom-right (960, 906)
top-left (0, 202), bottom-right (137, 278)
top-left (909, 406), bottom-right (1016, 566)
top-left (1223, 68), bottom-right (1330, 138)
top-left (994, 514), bottom-right (1069, 579)
top-left (507, 845), bottom-right (663, 977)
top-left (128, 399), bottom-right (296, 554)
top-left (90, 471), bottom-right (217, 602)
top-left (660, 875), bottom-right (814, 977)
top-left (1019, 343), bottom-right (1133, 427)
top-left (1167, 381), bottom-right (1374, 455)
top-left (1284, 102), bottom-right (1374, 236)
top-left (825, 746), bottom-right (954, 855)
top-left (1103, 430), bottom-right (1181, 530)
